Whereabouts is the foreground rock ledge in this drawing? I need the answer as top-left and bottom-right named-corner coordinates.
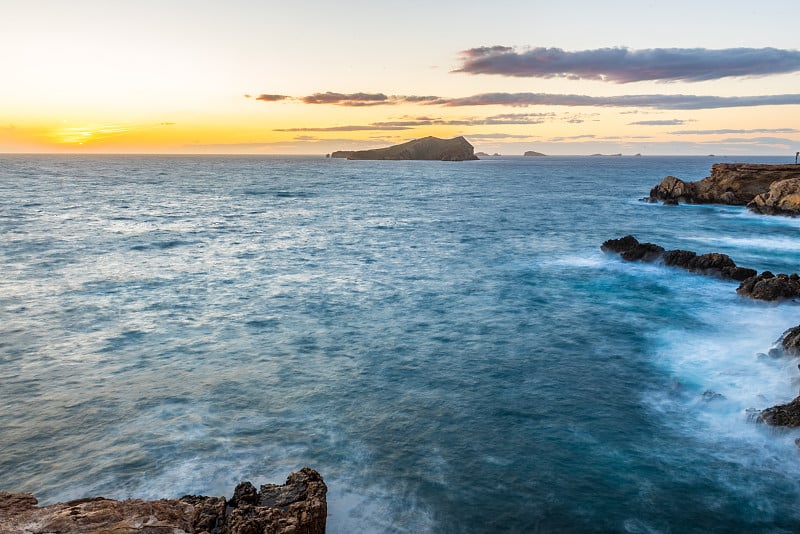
top-left (0, 467), bottom-right (326, 534)
top-left (647, 163), bottom-right (800, 215)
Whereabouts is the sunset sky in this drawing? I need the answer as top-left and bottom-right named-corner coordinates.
top-left (2, 0), bottom-right (799, 155)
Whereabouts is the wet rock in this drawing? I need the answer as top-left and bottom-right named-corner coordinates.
top-left (736, 272), bottom-right (800, 301)
top-left (602, 236), bottom-right (756, 281)
top-left (760, 396), bottom-right (800, 427)
top-left (600, 235), bottom-right (664, 262)
top-left (0, 467), bottom-right (326, 534)
top-left (767, 325), bottom-right (800, 357)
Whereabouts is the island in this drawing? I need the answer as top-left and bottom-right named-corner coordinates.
top-left (647, 163), bottom-right (800, 216)
top-left (524, 151), bottom-right (546, 157)
top-left (330, 136), bottom-right (479, 161)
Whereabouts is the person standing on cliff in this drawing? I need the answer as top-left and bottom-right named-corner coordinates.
top-left (796, 151), bottom-right (799, 164)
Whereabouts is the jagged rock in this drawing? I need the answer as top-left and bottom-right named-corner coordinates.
top-left (0, 467), bottom-right (326, 534)
top-left (602, 236), bottom-right (755, 281)
top-left (600, 235), bottom-right (664, 262)
top-left (331, 136), bottom-right (479, 161)
top-left (760, 396), bottom-right (800, 427)
top-left (648, 163), bottom-right (800, 206)
top-left (736, 272), bottom-right (800, 301)
top-left (748, 177), bottom-right (800, 216)
top-left (767, 325), bottom-right (800, 358)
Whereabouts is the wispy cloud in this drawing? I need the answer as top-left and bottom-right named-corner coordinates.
top-left (628, 119), bottom-right (688, 126)
top-left (467, 133), bottom-right (536, 140)
top-left (274, 125), bottom-right (413, 132)
top-left (453, 46), bottom-right (800, 83)
top-left (432, 92), bottom-right (800, 110)
top-left (669, 127), bottom-right (800, 135)
top-left (255, 94), bottom-right (291, 102)
top-left (299, 92), bottom-right (439, 106)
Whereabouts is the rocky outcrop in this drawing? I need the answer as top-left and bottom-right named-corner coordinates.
top-left (331, 136), bottom-right (479, 161)
top-left (524, 151), bottom-right (546, 157)
top-left (736, 271), bottom-right (800, 301)
top-left (0, 467), bottom-right (326, 534)
top-left (648, 163), bottom-right (800, 207)
top-left (760, 396), bottom-right (800, 427)
top-left (601, 235), bottom-right (756, 281)
top-left (747, 177), bottom-right (800, 216)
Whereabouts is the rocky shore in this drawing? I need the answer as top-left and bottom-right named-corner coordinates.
top-left (602, 235), bottom-right (800, 432)
top-left (647, 163), bottom-right (800, 216)
top-left (0, 467), bottom-right (327, 534)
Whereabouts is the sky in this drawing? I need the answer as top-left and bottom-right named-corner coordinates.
top-left (1, 0), bottom-right (799, 155)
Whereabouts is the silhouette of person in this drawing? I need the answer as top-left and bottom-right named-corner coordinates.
top-left (796, 151), bottom-right (799, 164)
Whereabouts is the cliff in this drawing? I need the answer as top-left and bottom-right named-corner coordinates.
top-left (331, 136), bottom-right (479, 161)
top-left (0, 467), bottom-right (326, 534)
top-left (648, 163), bottom-right (800, 215)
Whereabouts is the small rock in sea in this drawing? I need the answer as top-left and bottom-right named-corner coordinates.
top-left (702, 390), bottom-right (725, 402)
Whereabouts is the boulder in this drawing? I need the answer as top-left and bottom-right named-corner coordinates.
top-left (760, 396), bottom-right (800, 427)
top-left (736, 272), bottom-right (800, 301)
top-left (767, 325), bottom-right (800, 358)
top-left (748, 177), bottom-right (800, 216)
top-left (0, 467), bottom-right (326, 534)
top-left (648, 163), bottom-right (800, 206)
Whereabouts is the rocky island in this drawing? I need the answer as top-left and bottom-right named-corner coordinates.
top-left (331, 136), bottom-right (479, 161)
top-left (524, 151), bottom-right (546, 157)
top-left (648, 163), bottom-right (800, 216)
top-left (0, 467), bottom-right (327, 534)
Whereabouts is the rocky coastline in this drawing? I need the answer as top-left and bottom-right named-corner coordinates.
top-left (602, 233), bottom-right (800, 431)
top-left (647, 163), bottom-right (800, 216)
top-left (0, 467), bottom-right (327, 534)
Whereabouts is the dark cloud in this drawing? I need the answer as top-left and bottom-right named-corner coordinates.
top-left (628, 119), bottom-right (687, 126)
top-left (433, 92), bottom-right (800, 110)
top-left (255, 94), bottom-right (290, 102)
top-left (301, 92), bottom-right (390, 105)
top-left (670, 128), bottom-right (800, 135)
top-left (454, 46), bottom-right (800, 83)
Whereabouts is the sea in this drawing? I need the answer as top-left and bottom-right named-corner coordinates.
top-left (1, 154), bottom-right (800, 533)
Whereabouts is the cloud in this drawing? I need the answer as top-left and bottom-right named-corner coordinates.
top-left (628, 119), bottom-right (688, 126)
top-left (432, 92), bottom-right (800, 110)
top-left (255, 94), bottom-right (290, 102)
top-left (274, 125), bottom-right (412, 132)
top-left (467, 133), bottom-right (536, 140)
top-left (298, 92), bottom-right (440, 106)
top-left (454, 46), bottom-right (800, 83)
top-left (669, 128), bottom-right (800, 135)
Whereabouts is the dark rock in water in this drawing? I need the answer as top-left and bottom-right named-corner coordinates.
top-left (748, 177), bottom-right (800, 216)
top-left (767, 325), bottom-right (800, 357)
top-left (602, 236), bottom-right (755, 281)
top-left (332, 136), bottom-right (479, 161)
top-left (736, 272), bottom-right (800, 301)
top-left (702, 390), bottom-right (725, 402)
top-left (524, 150), bottom-right (546, 157)
top-left (0, 467), bottom-right (327, 534)
top-left (760, 396), bottom-right (800, 427)
top-left (648, 163), bottom-right (800, 207)
top-left (600, 235), bottom-right (664, 262)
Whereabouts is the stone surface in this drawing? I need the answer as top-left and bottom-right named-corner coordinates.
top-left (648, 163), bottom-right (800, 206)
top-left (0, 467), bottom-right (326, 534)
top-left (736, 272), bottom-right (800, 301)
top-left (601, 235), bottom-right (756, 281)
top-left (747, 177), bottom-right (800, 216)
top-left (331, 136), bottom-right (479, 161)
top-left (760, 396), bottom-right (800, 427)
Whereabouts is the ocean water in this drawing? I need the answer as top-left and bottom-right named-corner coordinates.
top-left (1, 154), bottom-right (800, 533)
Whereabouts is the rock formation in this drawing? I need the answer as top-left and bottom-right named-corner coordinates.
top-left (747, 177), bottom-right (800, 216)
top-left (0, 467), bottom-right (327, 534)
top-left (524, 151), bottom-right (546, 157)
top-left (648, 163), bottom-right (800, 209)
top-left (736, 271), bottom-right (800, 301)
top-left (331, 136), bottom-right (479, 161)
top-left (600, 235), bottom-right (756, 281)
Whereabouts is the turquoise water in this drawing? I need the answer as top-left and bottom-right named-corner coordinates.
top-left (1, 155), bottom-right (799, 532)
